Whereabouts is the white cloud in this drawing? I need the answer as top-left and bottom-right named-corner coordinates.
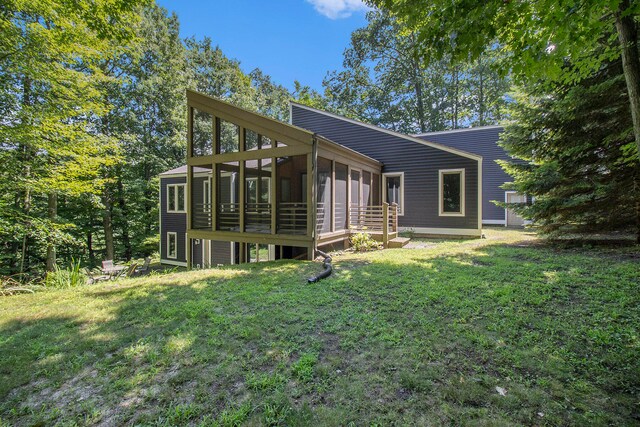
top-left (307, 0), bottom-right (370, 19)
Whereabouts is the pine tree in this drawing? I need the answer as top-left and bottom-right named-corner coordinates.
top-left (500, 59), bottom-right (640, 239)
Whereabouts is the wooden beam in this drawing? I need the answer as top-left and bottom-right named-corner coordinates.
top-left (239, 161), bottom-right (245, 233)
top-left (317, 140), bottom-right (382, 171)
top-left (211, 163), bottom-right (217, 232)
top-left (187, 106), bottom-right (193, 161)
top-left (331, 160), bottom-right (335, 233)
top-left (187, 229), bottom-right (313, 247)
top-left (187, 144), bottom-right (310, 166)
top-left (187, 92), bottom-right (314, 146)
top-left (383, 202), bottom-right (389, 247)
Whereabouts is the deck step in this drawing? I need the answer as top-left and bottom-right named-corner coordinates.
top-left (387, 237), bottom-right (410, 248)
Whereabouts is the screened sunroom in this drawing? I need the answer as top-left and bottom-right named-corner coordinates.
top-left (185, 90), bottom-right (396, 266)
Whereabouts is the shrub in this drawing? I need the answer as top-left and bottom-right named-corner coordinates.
top-left (45, 258), bottom-right (86, 288)
top-left (139, 235), bottom-right (160, 257)
top-left (350, 229), bottom-right (382, 252)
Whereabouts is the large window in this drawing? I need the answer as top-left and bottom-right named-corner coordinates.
top-left (439, 169), bottom-right (465, 216)
top-left (167, 232), bottom-right (177, 259)
top-left (383, 173), bottom-right (404, 215)
top-left (167, 184), bottom-right (186, 213)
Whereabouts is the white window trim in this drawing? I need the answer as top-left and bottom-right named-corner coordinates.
top-left (245, 176), bottom-right (272, 204)
top-left (382, 172), bottom-right (405, 216)
top-left (439, 169), bottom-right (465, 217)
top-left (167, 184), bottom-right (187, 213)
top-left (203, 178), bottom-right (211, 213)
top-left (167, 232), bottom-right (178, 259)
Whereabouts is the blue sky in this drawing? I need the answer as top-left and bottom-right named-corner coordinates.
top-left (156, 0), bottom-right (370, 92)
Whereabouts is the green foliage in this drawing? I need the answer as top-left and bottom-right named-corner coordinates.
top-left (369, 0), bottom-right (624, 86)
top-left (350, 229), bottom-right (382, 252)
top-left (499, 58), bottom-right (639, 236)
top-left (44, 258), bottom-right (86, 288)
top-left (139, 236), bottom-right (160, 257)
top-left (0, 2), bottom-right (296, 276)
top-left (321, 10), bottom-right (510, 133)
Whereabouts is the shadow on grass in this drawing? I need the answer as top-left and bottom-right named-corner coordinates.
top-left (1, 240), bottom-right (639, 425)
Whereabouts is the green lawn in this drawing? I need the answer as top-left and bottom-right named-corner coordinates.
top-left (1, 229), bottom-right (639, 426)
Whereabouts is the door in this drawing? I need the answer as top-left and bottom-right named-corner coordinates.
top-left (506, 192), bottom-right (526, 227)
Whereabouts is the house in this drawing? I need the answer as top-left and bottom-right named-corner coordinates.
top-left (159, 90), bottom-right (482, 268)
top-left (412, 126), bottom-right (526, 227)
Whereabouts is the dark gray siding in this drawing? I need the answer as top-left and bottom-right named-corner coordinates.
top-left (292, 105), bottom-right (479, 230)
top-left (212, 240), bottom-right (232, 264)
top-left (160, 176), bottom-right (187, 263)
top-left (416, 127), bottom-right (511, 223)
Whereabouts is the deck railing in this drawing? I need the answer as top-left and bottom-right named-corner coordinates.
top-left (192, 203), bottom-right (212, 230)
top-left (319, 202), bottom-right (398, 246)
top-left (245, 202), bottom-right (271, 233)
top-left (191, 201), bottom-right (396, 245)
top-left (218, 202), bottom-right (240, 231)
top-left (277, 202), bottom-right (307, 235)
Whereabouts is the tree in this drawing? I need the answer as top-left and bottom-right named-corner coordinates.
top-left (369, 0), bottom-right (640, 237)
top-left (499, 59), bottom-right (639, 237)
top-left (0, 0), bottom-right (144, 275)
top-left (322, 10), bottom-right (509, 133)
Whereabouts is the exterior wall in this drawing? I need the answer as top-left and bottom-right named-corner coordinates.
top-left (212, 240), bottom-right (233, 264)
top-left (292, 105), bottom-right (480, 232)
top-left (160, 176), bottom-right (187, 265)
top-left (415, 127), bottom-right (511, 224)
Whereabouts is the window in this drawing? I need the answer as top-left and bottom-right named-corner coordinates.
top-left (245, 177), bottom-right (271, 204)
top-left (167, 232), bottom-right (177, 259)
top-left (439, 169), bottom-right (465, 216)
top-left (167, 184), bottom-right (186, 213)
top-left (383, 173), bottom-right (404, 215)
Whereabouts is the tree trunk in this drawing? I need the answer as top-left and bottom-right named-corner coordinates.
top-left (413, 72), bottom-right (427, 133)
top-left (452, 66), bottom-right (460, 129)
top-left (478, 64), bottom-right (485, 125)
top-left (615, 0), bottom-right (640, 242)
top-left (117, 177), bottom-right (132, 260)
top-left (45, 192), bottom-right (57, 271)
top-left (103, 189), bottom-right (115, 261)
top-left (19, 75), bottom-right (32, 275)
top-left (87, 231), bottom-right (95, 266)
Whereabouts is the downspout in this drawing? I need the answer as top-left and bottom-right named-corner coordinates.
top-left (307, 249), bottom-right (332, 283)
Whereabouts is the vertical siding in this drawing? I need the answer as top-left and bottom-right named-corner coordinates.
top-left (292, 105), bottom-right (479, 230)
top-left (160, 176), bottom-right (187, 263)
top-left (415, 127), bottom-right (512, 223)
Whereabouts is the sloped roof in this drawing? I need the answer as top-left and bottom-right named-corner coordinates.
top-left (289, 101), bottom-right (482, 161)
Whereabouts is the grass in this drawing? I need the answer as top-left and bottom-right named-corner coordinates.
top-left (0, 229), bottom-right (639, 426)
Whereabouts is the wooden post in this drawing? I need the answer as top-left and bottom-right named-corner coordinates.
top-left (239, 161), bottom-right (245, 233)
top-left (391, 202), bottom-right (398, 233)
top-left (271, 156), bottom-right (276, 234)
top-left (187, 165), bottom-right (193, 270)
top-left (211, 163), bottom-right (217, 231)
top-left (382, 202), bottom-right (389, 247)
top-left (346, 166), bottom-right (351, 231)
